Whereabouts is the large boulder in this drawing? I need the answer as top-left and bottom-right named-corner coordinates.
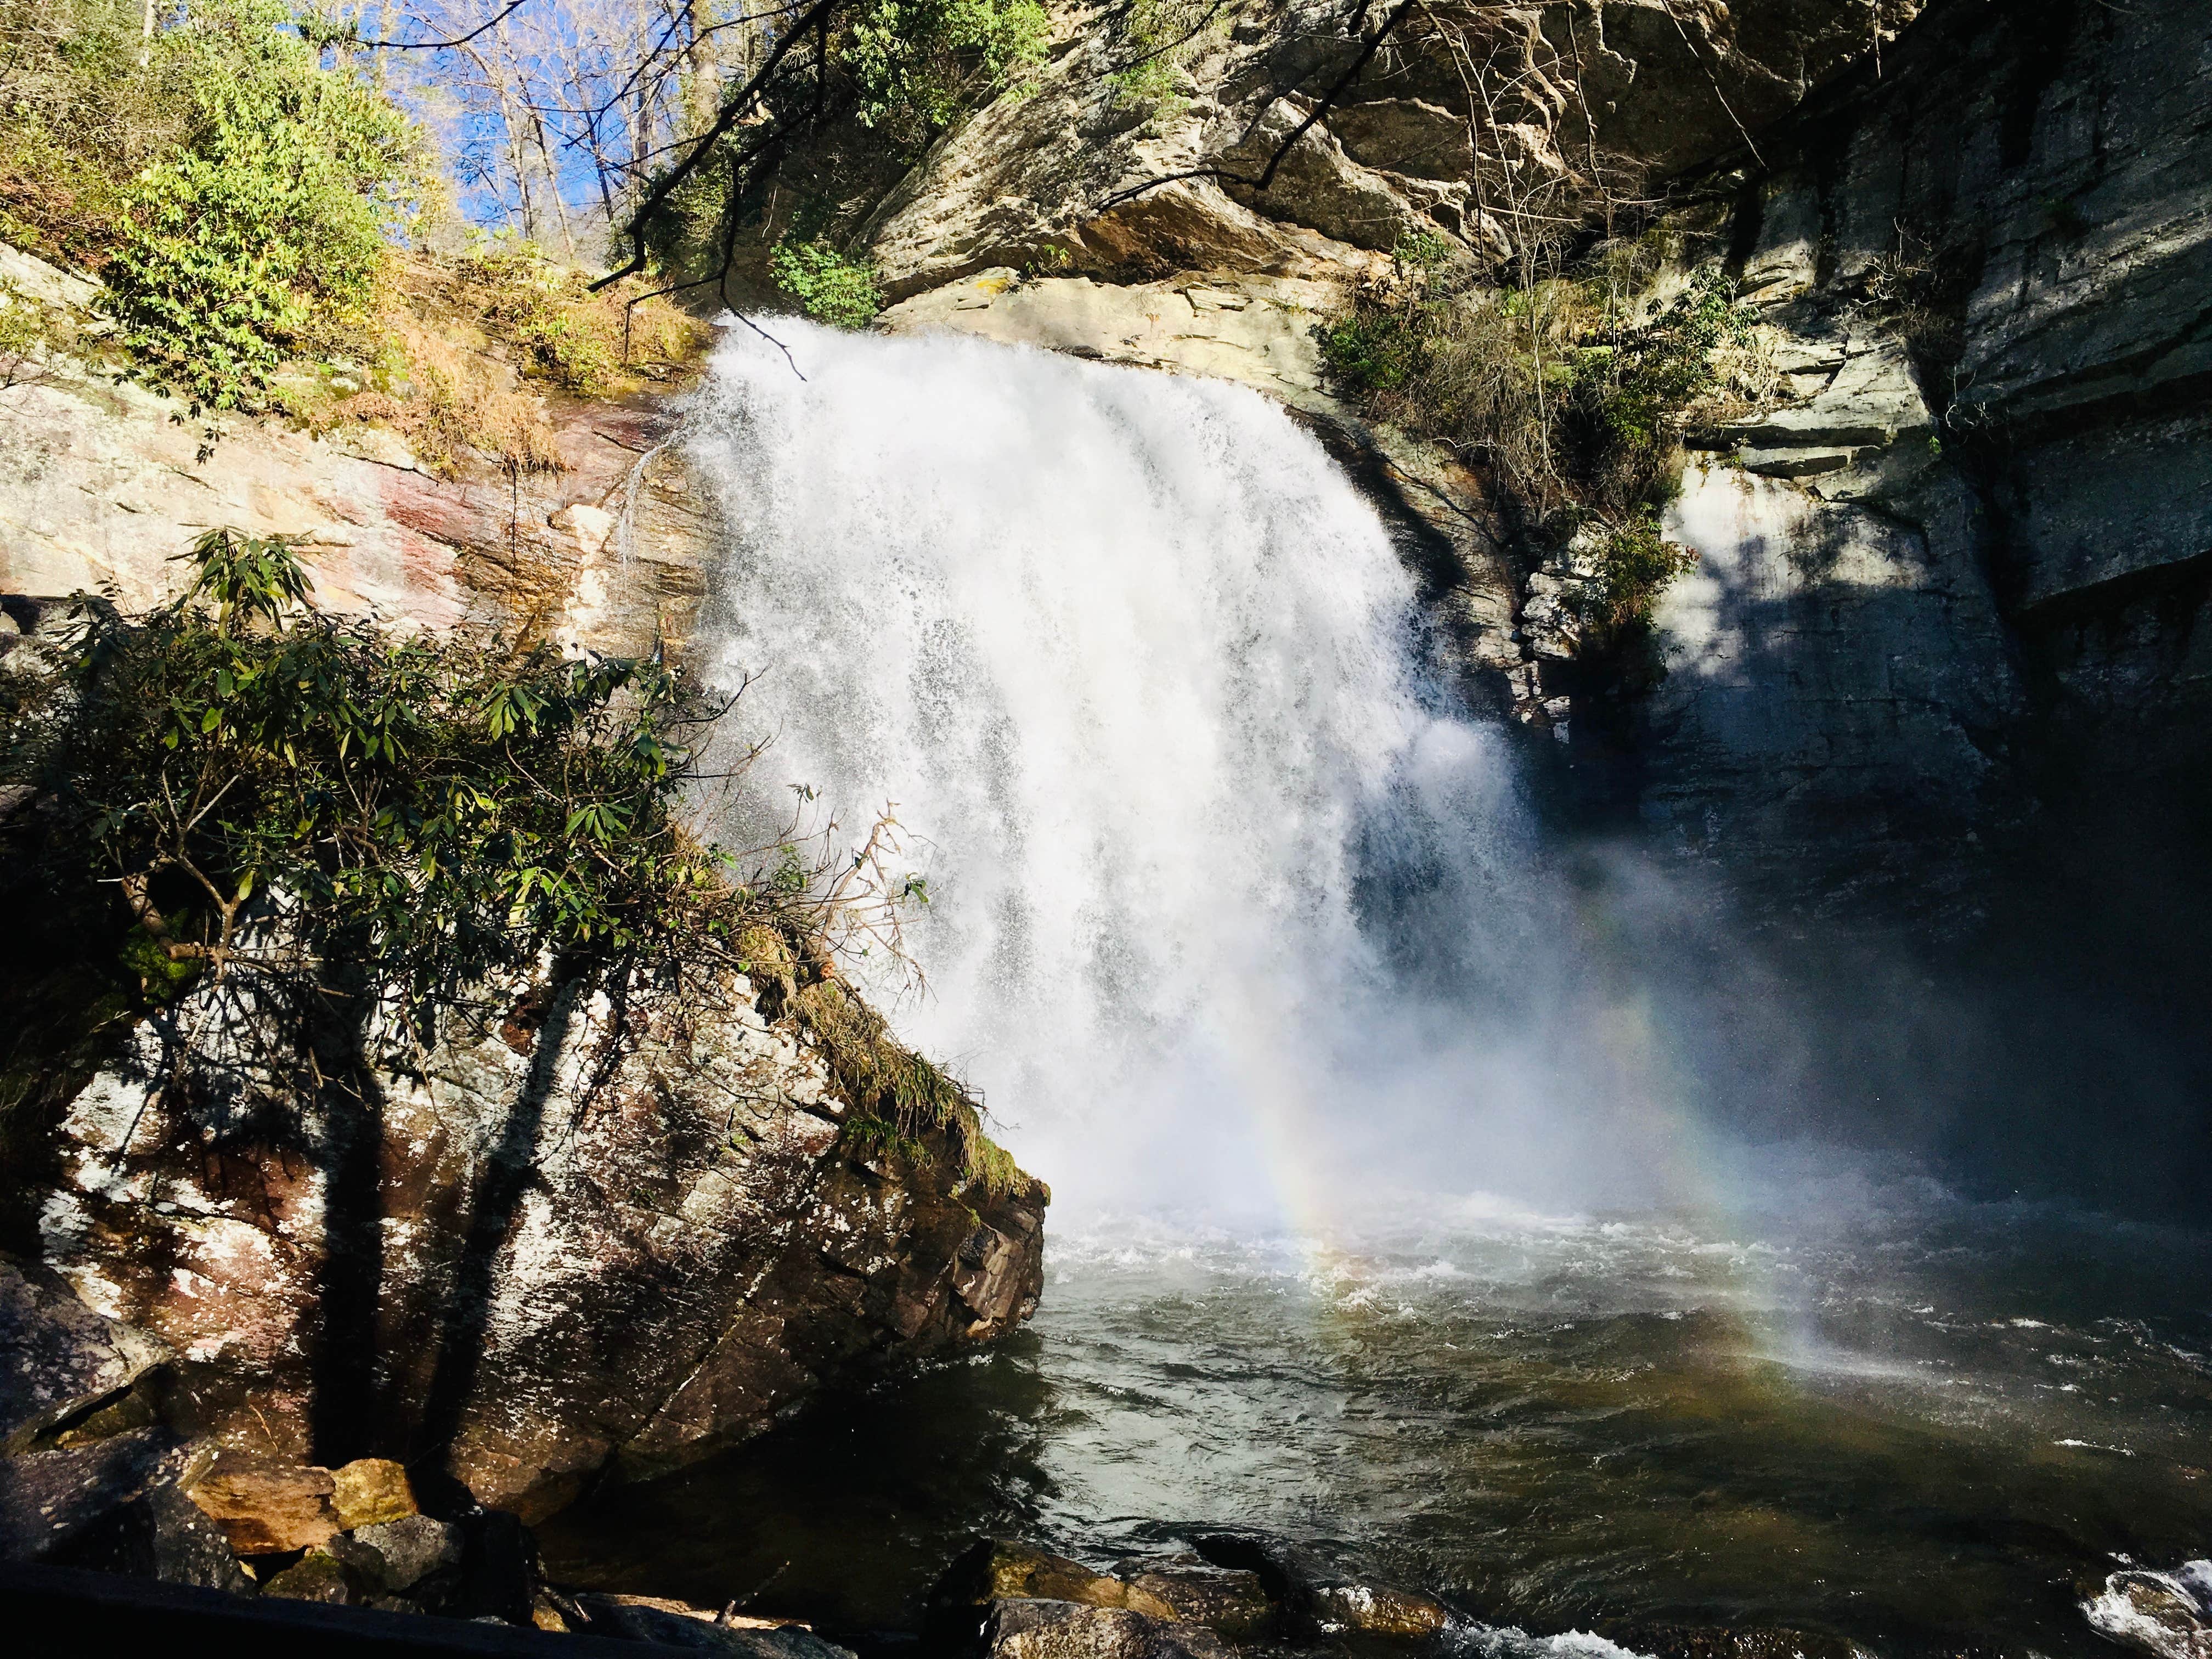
top-left (28, 958), bottom-right (1046, 1520)
top-left (0, 1254), bottom-right (172, 1454)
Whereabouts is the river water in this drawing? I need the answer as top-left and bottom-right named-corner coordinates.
top-left (541, 322), bottom-right (2212, 1656)
top-left (541, 1197), bottom-right (2211, 1656)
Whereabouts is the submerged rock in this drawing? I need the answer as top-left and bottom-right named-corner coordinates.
top-left (983, 1598), bottom-right (1232, 1659)
top-left (1124, 1559), bottom-right (1273, 1642)
top-left (1609, 1626), bottom-right (1877, 1659)
top-left (1189, 1532), bottom-right (1449, 1639)
top-left (933, 1539), bottom-right (1180, 1635)
top-left (575, 1592), bottom-right (857, 1658)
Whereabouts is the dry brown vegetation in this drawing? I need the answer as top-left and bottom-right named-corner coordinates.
top-left (293, 247), bottom-right (709, 480)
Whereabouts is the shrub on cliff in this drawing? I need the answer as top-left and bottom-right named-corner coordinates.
top-left (100, 0), bottom-right (435, 414)
top-left (3, 528), bottom-right (731, 997)
top-left (769, 237), bottom-right (884, 329)
top-left (842, 0), bottom-right (1050, 151)
top-left (0, 0), bottom-right (437, 414)
top-left (0, 529), bottom-right (1015, 1191)
top-left (1323, 243), bottom-right (1763, 641)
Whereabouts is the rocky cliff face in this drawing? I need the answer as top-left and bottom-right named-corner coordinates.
top-left (27, 955), bottom-right (1044, 1522)
top-left (859, 0), bottom-right (2209, 922)
top-left (1617, 0), bottom-right (2212, 912)
top-left (864, 0), bottom-right (1925, 295)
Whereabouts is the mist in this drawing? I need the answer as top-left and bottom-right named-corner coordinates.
top-left (679, 318), bottom-right (2208, 1237)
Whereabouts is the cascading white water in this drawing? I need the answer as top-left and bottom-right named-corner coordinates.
top-left (685, 320), bottom-right (1701, 1224)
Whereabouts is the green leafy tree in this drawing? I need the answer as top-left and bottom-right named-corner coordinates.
top-left (99, 0), bottom-right (432, 414)
top-left (840, 0), bottom-right (1049, 150)
top-left (4, 528), bottom-right (732, 1003)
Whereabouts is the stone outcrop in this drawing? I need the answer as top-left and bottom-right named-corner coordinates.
top-left (0, 248), bottom-right (710, 661)
top-left (862, 0), bottom-right (1923, 298)
top-left (1600, 0), bottom-right (2212, 909)
top-left (927, 1532), bottom-right (1455, 1659)
top-left (26, 953), bottom-right (1045, 1523)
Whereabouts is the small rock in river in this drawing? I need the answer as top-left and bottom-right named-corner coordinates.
top-left (343, 1511), bottom-right (465, 1598)
top-left (2083, 1564), bottom-right (2212, 1659)
top-left (1188, 1531), bottom-right (1449, 1638)
top-left (931, 1538), bottom-right (1178, 1634)
top-left (984, 1598), bottom-right (1232, 1659)
top-left (1124, 1558), bottom-right (1273, 1640)
top-left (330, 1457), bottom-right (418, 1530)
top-left (261, 1547), bottom-right (356, 1604)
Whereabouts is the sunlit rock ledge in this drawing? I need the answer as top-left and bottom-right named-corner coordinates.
top-left (0, 239), bottom-right (706, 661)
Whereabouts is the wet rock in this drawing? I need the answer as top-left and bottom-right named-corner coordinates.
top-left (1124, 1559), bottom-right (1273, 1641)
top-left (575, 1592), bottom-right (858, 1658)
top-left (330, 1456), bottom-right (418, 1530)
top-left (53, 1470), bottom-right (256, 1595)
top-left (179, 1448), bottom-right (340, 1555)
top-left (933, 1539), bottom-right (1178, 1637)
top-left (1189, 1532), bottom-right (1448, 1638)
top-left (339, 1512), bottom-right (466, 1604)
top-left (2083, 1564), bottom-right (2212, 1659)
top-left (0, 1426), bottom-right (187, 1562)
top-left (0, 1253), bottom-right (172, 1454)
top-left (260, 1546), bottom-right (356, 1604)
top-left (37, 957), bottom-right (1047, 1520)
top-left (1610, 1626), bottom-right (1877, 1659)
top-left (983, 1598), bottom-right (1231, 1659)
top-left (445, 1505), bottom-right (540, 1624)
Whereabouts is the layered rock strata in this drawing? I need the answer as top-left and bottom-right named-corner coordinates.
top-left (865, 0), bottom-right (2210, 917)
top-left (0, 242), bottom-right (707, 662)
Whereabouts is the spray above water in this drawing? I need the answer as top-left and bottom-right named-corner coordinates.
top-left (685, 320), bottom-right (1709, 1227)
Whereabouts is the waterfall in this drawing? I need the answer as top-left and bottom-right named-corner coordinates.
top-left (684, 320), bottom-right (1705, 1226)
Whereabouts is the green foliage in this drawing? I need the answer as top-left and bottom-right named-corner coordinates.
top-left (1323, 252), bottom-right (1761, 641)
top-left (0, 0), bottom-right (184, 264)
top-left (1559, 264), bottom-right (1758, 526)
top-left (736, 921), bottom-right (1019, 1194)
top-left (1318, 233), bottom-right (1452, 392)
top-left (1582, 511), bottom-right (1696, 635)
top-left (769, 237), bottom-right (883, 329)
top-left (1, 529), bottom-right (740, 1009)
top-left (1108, 0), bottom-right (1237, 110)
top-left (98, 0), bottom-right (430, 414)
top-left (840, 0), bottom-right (1049, 150)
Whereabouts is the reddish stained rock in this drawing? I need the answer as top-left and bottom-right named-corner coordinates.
top-left (0, 265), bottom-right (708, 663)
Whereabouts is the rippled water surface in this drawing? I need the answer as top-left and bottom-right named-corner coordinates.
top-left (540, 1195), bottom-right (2212, 1658)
